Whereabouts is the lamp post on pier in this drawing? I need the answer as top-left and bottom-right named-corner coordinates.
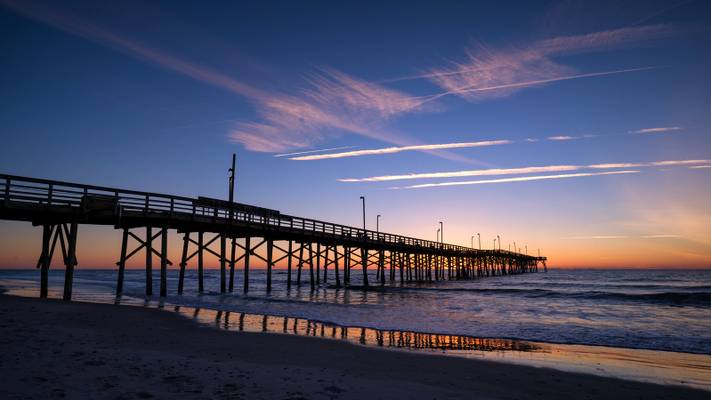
top-left (439, 221), bottom-right (443, 244)
top-left (497, 235), bottom-right (501, 251)
top-left (477, 233), bottom-right (481, 250)
top-left (359, 196), bottom-right (366, 232)
top-left (376, 214), bottom-right (381, 240)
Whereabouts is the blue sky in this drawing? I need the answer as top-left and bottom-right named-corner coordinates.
top-left (1, 0), bottom-right (710, 267)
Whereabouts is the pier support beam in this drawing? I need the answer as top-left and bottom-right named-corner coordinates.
top-left (116, 228), bottom-right (128, 296)
top-left (266, 238), bottom-right (273, 292)
top-left (62, 222), bottom-right (78, 301)
top-left (243, 236), bottom-right (251, 292)
top-left (361, 247), bottom-right (369, 287)
top-left (178, 232), bottom-right (189, 295)
top-left (159, 227), bottom-right (168, 297)
top-left (113, 227), bottom-right (171, 297)
top-left (36, 223), bottom-right (79, 300)
top-left (287, 240), bottom-right (293, 289)
top-left (220, 233), bottom-right (226, 293)
top-left (145, 226), bottom-right (153, 296)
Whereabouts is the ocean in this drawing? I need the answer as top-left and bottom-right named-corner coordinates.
top-left (2, 268), bottom-right (709, 353)
top-left (2, 268), bottom-right (710, 389)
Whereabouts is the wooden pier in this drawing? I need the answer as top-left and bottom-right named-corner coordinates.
top-left (0, 173), bottom-right (546, 300)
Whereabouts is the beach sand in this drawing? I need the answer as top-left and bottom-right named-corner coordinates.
top-left (0, 294), bottom-right (707, 400)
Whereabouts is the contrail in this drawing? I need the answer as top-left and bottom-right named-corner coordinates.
top-left (415, 66), bottom-right (664, 104)
top-left (339, 165), bottom-right (579, 182)
top-left (341, 159), bottom-right (711, 182)
top-left (392, 170), bottom-right (640, 189)
top-left (274, 146), bottom-right (357, 158)
top-left (629, 126), bottom-right (683, 134)
top-left (289, 140), bottom-right (512, 161)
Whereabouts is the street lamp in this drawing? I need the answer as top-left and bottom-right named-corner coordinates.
top-left (493, 237), bottom-right (496, 250)
top-left (376, 214), bottom-right (381, 240)
top-left (359, 196), bottom-right (366, 231)
top-left (497, 235), bottom-right (500, 251)
top-left (437, 228), bottom-right (440, 243)
top-left (477, 233), bottom-right (481, 250)
top-left (439, 221), bottom-right (443, 244)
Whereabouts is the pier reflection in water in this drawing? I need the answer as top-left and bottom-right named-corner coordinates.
top-left (161, 304), bottom-right (711, 391)
top-left (170, 305), bottom-right (541, 354)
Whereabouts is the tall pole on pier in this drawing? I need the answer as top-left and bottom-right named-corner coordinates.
top-left (437, 228), bottom-right (440, 242)
top-left (471, 235), bottom-right (474, 248)
top-left (497, 235), bottom-right (501, 251)
top-left (360, 196), bottom-right (366, 231)
top-left (439, 221), bottom-right (443, 244)
top-left (477, 233), bottom-right (481, 250)
top-left (228, 153), bottom-right (236, 292)
top-left (228, 153), bottom-right (236, 206)
top-left (376, 214), bottom-right (381, 238)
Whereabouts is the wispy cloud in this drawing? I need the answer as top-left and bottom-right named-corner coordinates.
top-left (422, 66), bottom-right (661, 103)
top-left (274, 146), bottom-right (358, 158)
top-left (1, 1), bottom-right (432, 154)
top-left (416, 24), bottom-right (677, 102)
top-left (0, 0), bottom-right (267, 98)
top-left (229, 70), bottom-right (426, 152)
top-left (629, 126), bottom-right (683, 134)
top-left (4, 1), bottom-right (683, 157)
top-left (290, 140), bottom-right (511, 161)
top-left (340, 159), bottom-right (711, 183)
top-left (392, 170), bottom-right (639, 189)
top-left (689, 165), bottom-right (711, 169)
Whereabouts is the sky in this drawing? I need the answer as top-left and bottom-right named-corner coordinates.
top-left (1, 0), bottom-right (710, 269)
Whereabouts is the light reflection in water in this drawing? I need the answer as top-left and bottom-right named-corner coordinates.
top-left (159, 303), bottom-right (711, 392)
top-left (3, 274), bottom-right (711, 392)
top-left (173, 305), bottom-right (541, 353)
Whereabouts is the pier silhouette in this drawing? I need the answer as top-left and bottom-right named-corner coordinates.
top-left (1, 172), bottom-right (546, 300)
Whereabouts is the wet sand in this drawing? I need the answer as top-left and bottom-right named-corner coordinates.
top-left (0, 294), bottom-right (707, 400)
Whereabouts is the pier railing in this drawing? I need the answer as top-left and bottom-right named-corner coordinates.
top-left (1, 173), bottom-right (530, 257)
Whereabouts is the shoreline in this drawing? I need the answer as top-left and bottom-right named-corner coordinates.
top-left (2, 273), bottom-right (711, 355)
top-left (1, 293), bottom-right (709, 399)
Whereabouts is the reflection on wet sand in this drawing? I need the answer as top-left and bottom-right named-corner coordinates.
top-left (166, 304), bottom-right (711, 391)
top-left (176, 305), bottom-right (541, 353)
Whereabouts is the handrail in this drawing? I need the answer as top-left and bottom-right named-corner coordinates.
top-left (0, 173), bottom-right (543, 259)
